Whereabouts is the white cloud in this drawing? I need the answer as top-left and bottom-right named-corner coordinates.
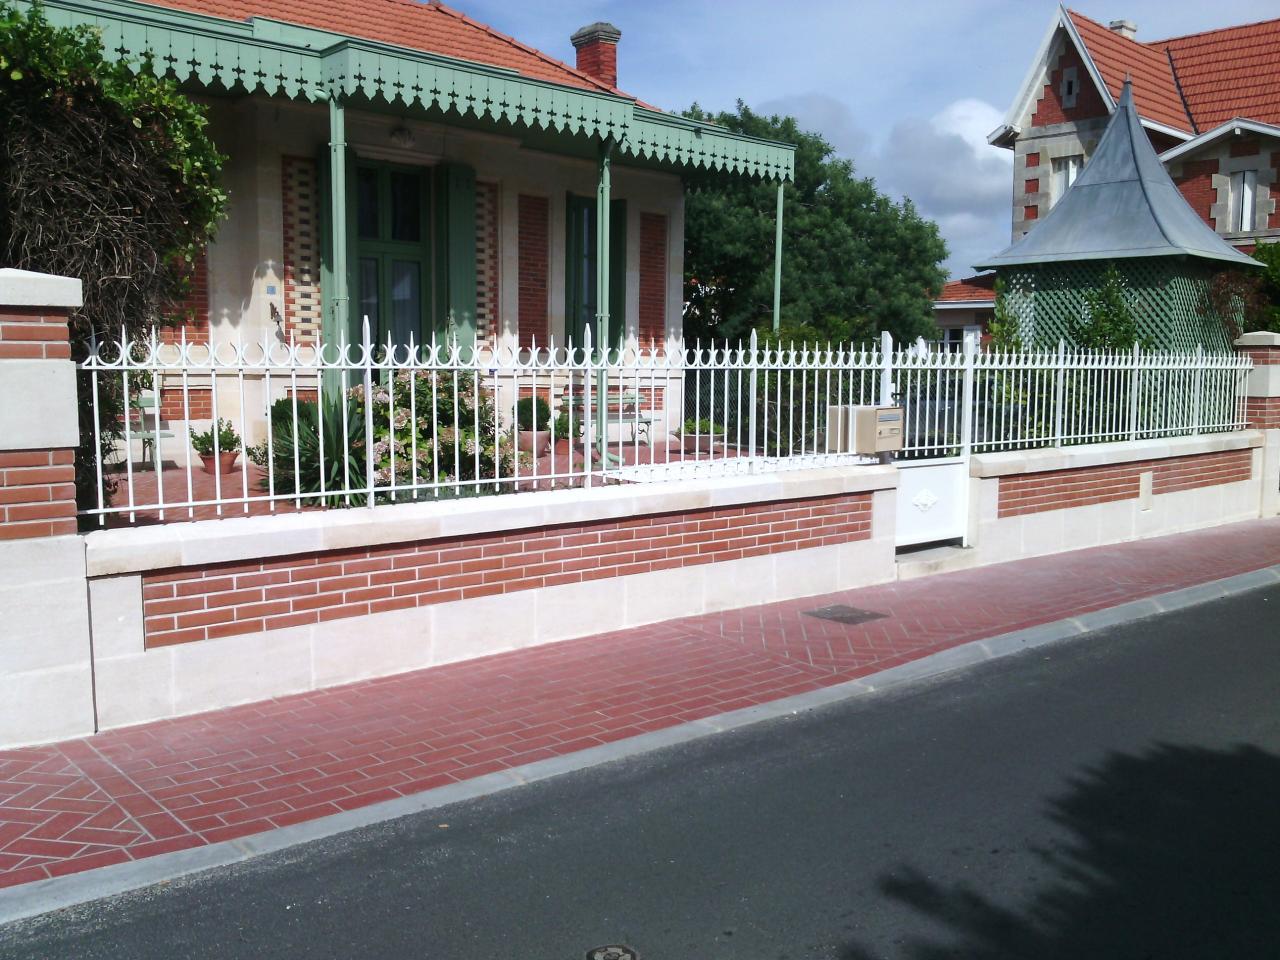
top-left (758, 94), bottom-right (1013, 278)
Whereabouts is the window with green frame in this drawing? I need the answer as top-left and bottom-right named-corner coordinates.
top-left (353, 161), bottom-right (431, 351)
top-left (565, 194), bottom-right (626, 351)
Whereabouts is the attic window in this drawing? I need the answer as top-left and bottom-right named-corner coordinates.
top-left (1060, 66), bottom-right (1079, 109)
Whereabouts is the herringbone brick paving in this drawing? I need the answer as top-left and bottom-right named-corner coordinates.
top-left (2, 518), bottom-right (1277, 889)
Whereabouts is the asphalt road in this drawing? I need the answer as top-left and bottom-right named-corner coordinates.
top-left (4, 584), bottom-right (1279, 960)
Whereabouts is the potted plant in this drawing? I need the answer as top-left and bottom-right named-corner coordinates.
top-left (550, 410), bottom-right (580, 457)
top-left (516, 396), bottom-right (552, 457)
top-left (191, 418), bottom-right (242, 474)
top-left (681, 417), bottom-right (725, 453)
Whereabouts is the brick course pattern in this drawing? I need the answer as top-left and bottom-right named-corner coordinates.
top-left (638, 212), bottom-right (667, 347)
top-left (475, 181), bottom-right (500, 344)
top-left (281, 157), bottom-right (322, 345)
top-left (140, 493), bottom-right (874, 647)
top-left (1031, 46), bottom-right (1108, 127)
top-left (997, 449), bottom-right (1253, 518)
top-left (1245, 396), bottom-right (1280, 430)
top-left (158, 388), bottom-right (212, 422)
top-left (1173, 158), bottom-right (1219, 224)
top-left (0, 449), bottom-right (77, 540)
top-left (0, 307), bottom-right (72, 361)
top-left (517, 194), bottom-right (549, 349)
top-left (158, 251), bottom-right (210, 345)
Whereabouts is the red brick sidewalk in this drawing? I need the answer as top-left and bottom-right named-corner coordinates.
top-left (2, 518), bottom-right (1278, 889)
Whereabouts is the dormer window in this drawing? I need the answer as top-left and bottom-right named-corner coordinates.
top-left (1229, 170), bottom-right (1258, 232)
top-left (1061, 66), bottom-right (1079, 109)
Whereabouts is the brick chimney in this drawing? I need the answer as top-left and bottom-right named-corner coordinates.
top-left (571, 22), bottom-right (622, 88)
top-left (1108, 19), bottom-right (1137, 40)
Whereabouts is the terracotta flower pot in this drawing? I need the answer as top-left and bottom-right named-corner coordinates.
top-left (200, 451), bottom-right (239, 474)
top-left (682, 434), bottom-right (723, 453)
top-left (517, 430), bottom-right (551, 457)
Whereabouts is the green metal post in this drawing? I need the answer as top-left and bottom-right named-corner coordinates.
top-left (772, 179), bottom-right (784, 333)
top-left (324, 96), bottom-right (349, 400)
top-left (595, 137), bottom-right (614, 462)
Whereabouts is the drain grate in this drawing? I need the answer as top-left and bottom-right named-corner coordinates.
top-left (803, 604), bottom-right (888, 626)
top-left (586, 947), bottom-right (639, 960)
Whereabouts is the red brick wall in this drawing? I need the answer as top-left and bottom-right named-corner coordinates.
top-left (997, 449), bottom-right (1253, 518)
top-left (159, 250), bottom-right (209, 345)
top-left (517, 195), bottom-right (549, 350)
top-left (1025, 151), bottom-right (1041, 168)
top-left (0, 306), bottom-right (72, 361)
top-left (1024, 178), bottom-right (1040, 194)
top-left (140, 492), bottom-right (874, 647)
top-left (1229, 139), bottom-right (1260, 158)
top-left (638, 212), bottom-right (667, 347)
top-left (1174, 158), bottom-right (1219, 224)
top-left (1245, 397), bottom-right (1280, 430)
top-left (1273, 153), bottom-right (1280, 230)
top-left (475, 181), bottom-right (500, 344)
top-left (1024, 205), bottom-right (1039, 221)
top-left (158, 388), bottom-right (213, 421)
top-left (575, 41), bottom-right (617, 88)
top-left (1031, 46), bottom-right (1108, 127)
top-left (0, 450), bottom-right (77, 540)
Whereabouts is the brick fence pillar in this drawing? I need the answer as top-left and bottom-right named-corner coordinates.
top-left (1236, 331), bottom-right (1280, 517)
top-left (0, 269), bottom-right (95, 745)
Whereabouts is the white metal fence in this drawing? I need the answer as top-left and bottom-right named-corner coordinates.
top-left (77, 325), bottom-right (1252, 525)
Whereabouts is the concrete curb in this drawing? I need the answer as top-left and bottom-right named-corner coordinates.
top-left (3, 562), bottom-right (1278, 927)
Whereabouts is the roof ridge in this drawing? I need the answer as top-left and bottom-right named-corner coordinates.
top-left (1144, 14), bottom-right (1280, 46)
top-left (426, 0), bottom-right (630, 97)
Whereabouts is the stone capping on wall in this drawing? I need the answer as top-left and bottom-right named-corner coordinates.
top-left (970, 431), bottom-right (1262, 479)
top-left (0, 268), bottom-right (83, 308)
top-left (84, 465), bottom-right (899, 578)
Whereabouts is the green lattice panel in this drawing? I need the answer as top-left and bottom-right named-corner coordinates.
top-left (1002, 260), bottom-right (1235, 353)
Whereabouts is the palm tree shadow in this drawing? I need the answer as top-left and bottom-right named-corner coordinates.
top-left (841, 743), bottom-right (1280, 959)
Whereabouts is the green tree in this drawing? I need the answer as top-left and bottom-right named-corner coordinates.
top-left (1248, 241), bottom-right (1280, 332)
top-left (987, 277), bottom-right (1024, 351)
top-left (1072, 263), bottom-right (1145, 349)
top-left (681, 102), bottom-right (947, 346)
top-left (0, 2), bottom-right (227, 517)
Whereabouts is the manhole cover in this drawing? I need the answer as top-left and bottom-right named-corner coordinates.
top-left (586, 947), bottom-right (639, 960)
top-left (803, 604), bottom-right (887, 626)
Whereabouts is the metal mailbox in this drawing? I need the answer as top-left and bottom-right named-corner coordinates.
top-left (826, 405), bottom-right (904, 454)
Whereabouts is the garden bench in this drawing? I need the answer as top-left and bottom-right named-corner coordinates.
top-left (565, 391), bottom-right (663, 443)
top-left (128, 393), bottom-right (174, 466)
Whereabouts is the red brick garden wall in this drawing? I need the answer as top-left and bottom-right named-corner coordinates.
top-left (140, 492), bottom-right (874, 648)
top-left (997, 449), bottom-right (1253, 518)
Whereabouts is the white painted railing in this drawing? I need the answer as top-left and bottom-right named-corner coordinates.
top-left (77, 325), bottom-right (1252, 525)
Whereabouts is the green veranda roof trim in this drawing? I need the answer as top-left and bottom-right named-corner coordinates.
top-left (975, 81), bottom-right (1259, 271)
top-left (26, 0), bottom-right (795, 181)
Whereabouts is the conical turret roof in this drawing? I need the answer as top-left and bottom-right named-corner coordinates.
top-left (976, 81), bottom-right (1259, 270)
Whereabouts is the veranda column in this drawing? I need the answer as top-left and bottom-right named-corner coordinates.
top-left (594, 137), bottom-right (614, 461)
top-left (772, 179), bottom-right (784, 333)
top-left (1236, 331), bottom-right (1280, 517)
top-left (0, 269), bottom-right (95, 745)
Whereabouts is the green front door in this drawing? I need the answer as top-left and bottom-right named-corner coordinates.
top-left (565, 194), bottom-right (626, 351)
top-left (353, 161), bottom-right (430, 351)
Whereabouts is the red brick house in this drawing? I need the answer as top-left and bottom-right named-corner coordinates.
top-left (938, 7), bottom-right (1278, 341)
top-left (989, 8), bottom-right (1279, 249)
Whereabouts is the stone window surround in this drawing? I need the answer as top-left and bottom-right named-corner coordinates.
top-left (1013, 121), bottom-right (1103, 237)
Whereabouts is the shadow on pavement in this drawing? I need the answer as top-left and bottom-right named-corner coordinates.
top-left (840, 742), bottom-right (1280, 959)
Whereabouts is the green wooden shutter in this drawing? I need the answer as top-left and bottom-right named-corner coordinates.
top-left (565, 194), bottom-right (594, 347)
top-left (432, 163), bottom-right (477, 347)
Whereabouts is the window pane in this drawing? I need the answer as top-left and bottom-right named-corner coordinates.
top-left (358, 258), bottom-right (379, 334)
top-left (357, 168), bottom-right (380, 240)
top-left (390, 260), bottom-right (421, 347)
top-left (390, 172), bottom-right (421, 242)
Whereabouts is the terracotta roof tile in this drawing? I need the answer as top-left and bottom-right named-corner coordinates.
top-left (139, 0), bottom-right (633, 98)
top-left (1067, 11), bottom-right (1191, 132)
top-left (936, 274), bottom-right (996, 303)
top-left (1068, 9), bottom-right (1280, 133)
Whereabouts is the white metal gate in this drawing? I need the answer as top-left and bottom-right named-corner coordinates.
top-left (887, 332), bottom-right (975, 548)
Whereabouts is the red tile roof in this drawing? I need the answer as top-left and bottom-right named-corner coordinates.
top-left (936, 274), bottom-right (996, 303)
top-left (141, 0), bottom-right (632, 98)
top-left (1068, 10), bottom-right (1280, 134)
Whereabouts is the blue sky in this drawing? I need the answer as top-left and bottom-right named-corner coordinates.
top-left (461, 1), bottom-right (1277, 279)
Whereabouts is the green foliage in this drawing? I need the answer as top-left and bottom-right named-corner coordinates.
top-left (350, 371), bottom-right (521, 496)
top-left (1073, 264), bottom-right (1145, 350)
top-left (516, 395), bottom-right (551, 432)
top-left (0, 2), bottom-right (228, 520)
top-left (681, 101), bottom-right (947, 345)
top-left (987, 277), bottom-right (1024, 351)
top-left (551, 411), bottom-right (576, 440)
top-left (190, 418), bottom-right (239, 457)
top-left (682, 417), bottom-right (724, 435)
top-left (247, 397), bottom-right (366, 501)
top-left (1247, 242), bottom-right (1280, 333)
